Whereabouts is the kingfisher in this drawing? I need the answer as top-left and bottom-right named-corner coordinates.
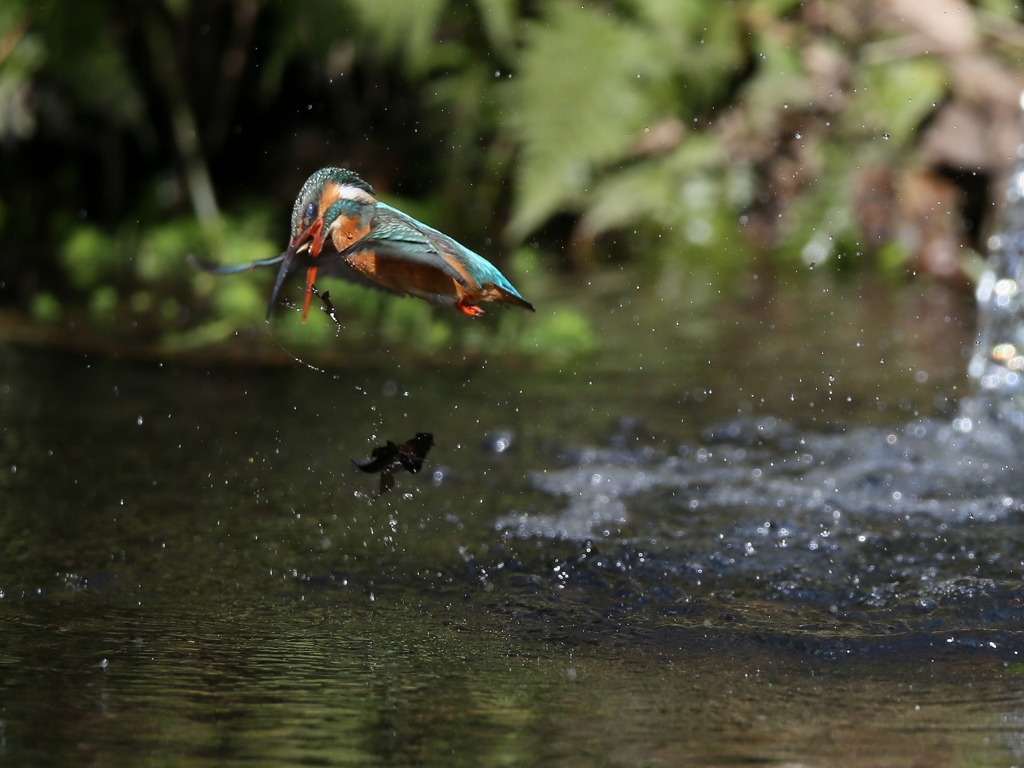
top-left (190, 167), bottom-right (534, 322)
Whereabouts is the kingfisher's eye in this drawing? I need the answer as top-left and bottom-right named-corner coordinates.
top-left (304, 202), bottom-right (317, 219)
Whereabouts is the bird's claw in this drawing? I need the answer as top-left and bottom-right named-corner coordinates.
top-left (456, 298), bottom-right (485, 317)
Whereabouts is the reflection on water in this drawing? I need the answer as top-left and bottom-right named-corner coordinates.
top-left (0, 269), bottom-right (1021, 766)
top-left (3, 208), bottom-right (1024, 764)
top-left (3, 593), bottom-right (1020, 768)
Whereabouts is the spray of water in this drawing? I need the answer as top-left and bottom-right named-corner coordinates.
top-left (513, 97), bottom-right (1024, 543)
top-left (957, 92), bottom-right (1024, 447)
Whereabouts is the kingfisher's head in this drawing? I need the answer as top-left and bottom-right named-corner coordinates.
top-left (288, 167), bottom-right (376, 259)
top-left (267, 167), bottom-right (377, 322)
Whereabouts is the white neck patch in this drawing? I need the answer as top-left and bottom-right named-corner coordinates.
top-left (334, 183), bottom-right (375, 204)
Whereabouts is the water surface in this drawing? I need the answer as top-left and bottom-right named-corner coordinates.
top-left (2, 274), bottom-right (1023, 767)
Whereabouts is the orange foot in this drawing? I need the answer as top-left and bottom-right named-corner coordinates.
top-left (456, 297), bottom-right (486, 317)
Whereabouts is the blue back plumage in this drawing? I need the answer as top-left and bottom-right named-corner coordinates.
top-left (372, 203), bottom-right (526, 300)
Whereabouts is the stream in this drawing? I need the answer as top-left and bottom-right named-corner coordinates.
top-left (4, 161), bottom-right (1024, 766)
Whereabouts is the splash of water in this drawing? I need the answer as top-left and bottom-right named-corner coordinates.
top-left (512, 102), bottom-right (1024, 546)
top-left (957, 102), bottom-right (1024, 444)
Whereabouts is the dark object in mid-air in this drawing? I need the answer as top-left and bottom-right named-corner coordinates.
top-left (353, 432), bottom-right (435, 493)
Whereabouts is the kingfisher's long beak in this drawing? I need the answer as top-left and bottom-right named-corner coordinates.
top-left (266, 218), bottom-right (325, 323)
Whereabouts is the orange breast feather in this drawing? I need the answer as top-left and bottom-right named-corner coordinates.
top-left (345, 251), bottom-right (463, 302)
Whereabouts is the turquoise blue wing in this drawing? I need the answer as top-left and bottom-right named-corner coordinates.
top-left (354, 204), bottom-right (472, 288)
top-left (354, 203), bottom-right (528, 302)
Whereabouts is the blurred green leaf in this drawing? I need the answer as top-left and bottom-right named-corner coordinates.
top-left (472, 0), bottom-right (517, 59)
top-left (88, 285), bottom-right (118, 323)
top-left (30, 292), bottom-right (60, 324)
top-left (976, 0), bottom-right (1021, 19)
top-left (773, 140), bottom-right (862, 265)
top-left (844, 59), bottom-right (947, 146)
top-left (212, 278), bottom-right (263, 321)
top-left (347, 0), bottom-right (446, 76)
top-left (521, 308), bottom-right (596, 358)
top-left (579, 160), bottom-right (679, 242)
top-left (750, 0), bottom-right (806, 16)
top-left (504, 3), bottom-right (673, 242)
top-left (378, 297), bottom-right (441, 347)
top-left (739, 31), bottom-right (813, 125)
top-left (137, 219), bottom-right (203, 282)
top-left (629, 0), bottom-right (744, 108)
top-left (60, 225), bottom-right (122, 290)
top-left (876, 240), bottom-right (911, 273)
top-left (0, 8), bottom-right (43, 140)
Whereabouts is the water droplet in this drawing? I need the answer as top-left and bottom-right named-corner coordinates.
top-left (484, 430), bottom-right (515, 453)
top-left (994, 278), bottom-right (1018, 298)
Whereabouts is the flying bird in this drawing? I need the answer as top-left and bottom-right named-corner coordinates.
top-left (190, 167), bottom-right (534, 322)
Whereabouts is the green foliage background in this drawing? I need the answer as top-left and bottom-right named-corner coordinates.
top-left (1, 0), bottom-right (1021, 358)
